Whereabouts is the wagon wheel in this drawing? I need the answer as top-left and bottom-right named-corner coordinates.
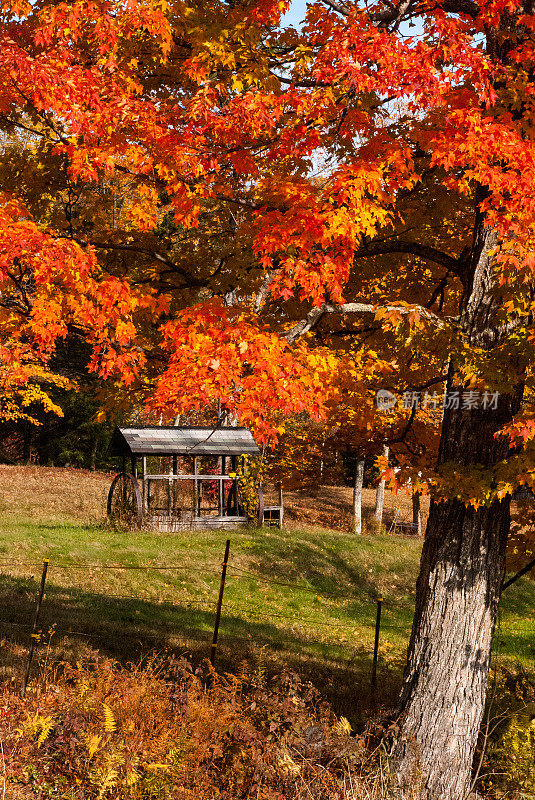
top-left (236, 480), bottom-right (264, 525)
top-left (107, 472), bottom-right (143, 528)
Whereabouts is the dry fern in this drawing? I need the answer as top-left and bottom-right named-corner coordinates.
top-left (102, 702), bottom-right (116, 733)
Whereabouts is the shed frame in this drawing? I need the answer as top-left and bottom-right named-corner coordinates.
top-left (108, 426), bottom-right (263, 531)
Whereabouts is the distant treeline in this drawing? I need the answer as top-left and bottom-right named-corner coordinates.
top-left (0, 337), bottom-right (116, 470)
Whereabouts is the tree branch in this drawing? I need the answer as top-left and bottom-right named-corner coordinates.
top-left (284, 305), bottom-right (327, 343)
top-left (354, 239), bottom-right (465, 277)
top-left (71, 239), bottom-right (206, 287)
top-left (502, 557), bottom-right (535, 591)
top-left (390, 404), bottom-right (418, 445)
top-left (330, 301), bottom-right (443, 322)
top-left (319, 0), bottom-right (350, 15)
top-left (372, 0), bottom-right (417, 29)
top-left (284, 301), bottom-right (445, 343)
top-left (440, 0), bottom-right (479, 17)
top-left (426, 274), bottom-right (449, 310)
top-left (369, 0), bottom-right (479, 28)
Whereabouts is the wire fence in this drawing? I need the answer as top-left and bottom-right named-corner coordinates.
top-left (0, 542), bottom-right (385, 697)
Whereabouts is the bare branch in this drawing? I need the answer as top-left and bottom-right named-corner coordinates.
top-left (370, 0), bottom-right (479, 28)
top-left (389, 404), bottom-right (417, 445)
top-left (440, 0), bottom-right (479, 17)
top-left (253, 270), bottom-right (275, 314)
top-left (354, 239), bottom-right (465, 277)
top-left (71, 239), bottom-right (206, 287)
top-left (284, 305), bottom-right (327, 343)
top-left (284, 300), bottom-right (446, 344)
top-left (319, 0), bottom-right (350, 15)
top-left (330, 302), bottom-right (443, 323)
top-left (426, 275), bottom-right (448, 310)
top-left (372, 0), bottom-right (416, 29)
top-left (502, 557), bottom-right (535, 591)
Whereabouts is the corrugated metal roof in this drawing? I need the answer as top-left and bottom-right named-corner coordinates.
top-left (111, 426), bottom-right (260, 456)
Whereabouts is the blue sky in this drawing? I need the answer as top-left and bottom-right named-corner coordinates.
top-left (281, 0), bottom-right (308, 27)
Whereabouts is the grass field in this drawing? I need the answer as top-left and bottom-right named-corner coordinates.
top-left (0, 465), bottom-right (533, 723)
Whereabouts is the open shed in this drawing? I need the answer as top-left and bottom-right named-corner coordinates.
top-left (107, 425), bottom-right (262, 531)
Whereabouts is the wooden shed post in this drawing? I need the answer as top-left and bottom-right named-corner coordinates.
top-left (193, 456), bottom-right (199, 516)
top-left (229, 455), bottom-right (237, 514)
top-left (412, 490), bottom-right (422, 536)
top-left (172, 455), bottom-right (178, 511)
top-left (122, 455), bottom-right (127, 508)
top-left (142, 456), bottom-right (148, 512)
top-left (218, 456), bottom-right (224, 517)
top-left (167, 457), bottom-right (172, 515)
top-left (353, 458), bottom-right (365, 534)
top-left (374, 444), bottom-right (389, 527)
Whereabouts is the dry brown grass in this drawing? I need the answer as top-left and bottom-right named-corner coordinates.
top-left (278, 486), bottom-right (430, 534)
top-left (0, 465), bottom-right (429, 535)
top-left (0, 465), bottom-right (111, 523)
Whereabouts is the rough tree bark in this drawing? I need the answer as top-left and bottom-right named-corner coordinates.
top-left (394, 220), bottom-right (524, 799)
top-left (374, 444), bottom-right (389, 526)
top-left (353, 458), bottom-right (365, 534)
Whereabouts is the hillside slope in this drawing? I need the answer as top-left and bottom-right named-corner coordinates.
top-left (0, 464), bottom-right (427, 532)
top-left (0, 465), bottom-right (531, 719)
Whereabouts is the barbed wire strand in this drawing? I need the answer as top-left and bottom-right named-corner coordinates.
top-left (228, 565), bottom-right (364, 599)
top-left (0, 561), bottom-right (222, 573)
top-left (0, 559), bottom-right (378, 602)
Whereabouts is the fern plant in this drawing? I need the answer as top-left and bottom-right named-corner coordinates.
top-left (16, 711), bottom-right (55, 747)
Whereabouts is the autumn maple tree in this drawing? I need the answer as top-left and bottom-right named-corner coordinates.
top-left (3, 0), bottom-right (535, 797)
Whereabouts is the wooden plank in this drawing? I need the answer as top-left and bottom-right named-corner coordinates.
top-left (144, 513), bottom-right (248, 533)
top-left (138, 473), bottom-right (234, 481)
top-left (167, 457), bottom-right (172, 515)
top-left (114, 426), bottom-right (260, 456)
top-left (218, 456), bottom-right (224, 516)
top-left (193, 457), bottom-right (199, 515)
top-left (172, 455), bottom-right (178, 512)
top-left (142, 456), bottom-right (147, 512)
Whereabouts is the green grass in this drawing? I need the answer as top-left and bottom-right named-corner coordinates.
top-left (0, 506), bottom-right (533, 722)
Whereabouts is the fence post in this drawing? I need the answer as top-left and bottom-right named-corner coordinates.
top-left (210, 539), bottom-right (230, 666)
top-left (371, 597), bottom-right (383, 690)
top-left (22, 559), bottom-right (49, 698)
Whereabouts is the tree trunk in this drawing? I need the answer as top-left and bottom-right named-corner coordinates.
top-left (395, 495), bottom-right (511, 798)
top-left (412, 491), bottom-right (421, 536)
top-left (89, 436), bottom-right (98, 471)
top-left (394, 387), bottom-right (522, 797)
top-left (353, 458), bottom-right (365, 534)
top-left (374, 444), bottom-right (389, 526)
top-left (394, 220), bottom-right (524, 798)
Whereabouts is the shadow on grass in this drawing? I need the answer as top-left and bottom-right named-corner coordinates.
top-left (247, 534), bottom-right (380, 599)
top-left (0, 572), bottom-right (402, 722)
top-left (1, 570), bottom-right (533, 722)
top-left (244, 529), bottom-right (419, 616)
